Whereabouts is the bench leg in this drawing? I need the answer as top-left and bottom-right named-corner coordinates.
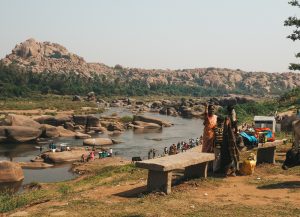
top-left (257, 147), bottom-right (276, 164)
top-left (147, 170), bottom-right (172, 194)
top-left (184, 162), bottom-right (208, 179)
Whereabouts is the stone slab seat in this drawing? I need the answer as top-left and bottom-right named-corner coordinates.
top-left (136, 152), bottom-right (215, 194)
top-left (256, 140), bottom-right (283, 164)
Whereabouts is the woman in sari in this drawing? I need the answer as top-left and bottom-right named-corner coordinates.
top-left (220, 116), bottom-right (240, 176)
top-left (202, 104), bottom-right (217, 153)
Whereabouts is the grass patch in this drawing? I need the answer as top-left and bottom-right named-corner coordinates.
top-left (0, 95), bottom-right (98, 112)
top-left (255, 163), bottom-right (300, 176)
top-left (120, 115), bottom-right (133, 123)
top-left (75, 164), bottom-right (146, 188)
top-left (58, 184), bottom-right (73, 195)
top-left (0, 189), bottom-right (53, 213)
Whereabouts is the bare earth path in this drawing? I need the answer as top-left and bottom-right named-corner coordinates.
top-left (4, 162), bottom-right (300, 217)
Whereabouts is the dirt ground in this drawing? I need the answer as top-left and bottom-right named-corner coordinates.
top-left (3, 159), bottom-right (300, 217)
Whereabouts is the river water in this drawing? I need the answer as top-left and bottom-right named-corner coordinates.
top-left (0, 108), bottom-right (204, 188)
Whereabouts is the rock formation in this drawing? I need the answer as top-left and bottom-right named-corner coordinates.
top-left (2, 38), bottom-right (300, 95)
top-left (0, 161), bottom-right (24, 183)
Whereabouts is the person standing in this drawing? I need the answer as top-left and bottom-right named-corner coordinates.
top-left (202, 104), bottom-right (217, 153)
top-left (213, 116), bottom-right (224, 172)
top-left (227, 105), bottom-right (237, 134)
top-left (221, 116), bottom-right (240, 176)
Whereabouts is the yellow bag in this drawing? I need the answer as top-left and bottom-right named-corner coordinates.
top-left (240, 153), bottom-right (256, 175)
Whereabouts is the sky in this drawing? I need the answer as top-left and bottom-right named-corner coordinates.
top-left (0, 0), bottom-right (299, 72)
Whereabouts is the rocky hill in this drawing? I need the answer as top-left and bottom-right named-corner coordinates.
top-left (1, 38), bottom-right (300, 95)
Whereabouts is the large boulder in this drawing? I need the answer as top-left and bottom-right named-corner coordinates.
top-left (73, 115), bottom-right (101, 127)
top-left (0, 161), bottom-right (24, 183)
top-left (17, 162), bottom-right (53, 169)
top-left (72, 95), bottom-right (81, 101)
top-left (107, 122), bottom-right (124, 131)
top-left (133, 121), bottom-right (161, 129)
top-left (159, 107), bottom-right (178, 116)
top-left (75, 132), bottom-right (91, 139)
top-left (4, 114), bottom-right (41, 129)
top-left (0, 126), bottom-right (42, 143)
top-left (133, 115), bottom-right (172, 127)
top-left (34, 115), bottom-right (72, 126)
top-left (41, 124), bottom-right (60, 138)
top-left (87, 92), bottom-right (96, 101)
top-left (151, 101), bottom-right (162, 108)
top-left (57, 126), bottom-right (76, 137)
top-left (64, 122), bottom-right (75, 131)
top-left (42, 149), bottom-right (90, 163)
top-left (83, 138), bottom-right (113, 146)
top-left (90, 126), bottom-right (107, 133)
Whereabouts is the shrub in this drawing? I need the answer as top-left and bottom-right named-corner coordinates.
top-left (120, 115), bottom-right (133, 123)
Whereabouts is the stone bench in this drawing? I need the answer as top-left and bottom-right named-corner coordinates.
top-left (135, 152), bottom-right (215, 194)
top-left (256, 140), bottom-right (283, 164)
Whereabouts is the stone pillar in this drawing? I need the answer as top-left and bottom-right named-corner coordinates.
top-left (184, 162), bottom-right (208, 179)
top-left (147, 170), bottom-right (172, 194)
top-left (257, 146), bottom-right (276, 164)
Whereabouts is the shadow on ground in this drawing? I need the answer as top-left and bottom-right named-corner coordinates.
top-left (258, 181), bottom-right (300, 190)
top-left (114, 186), bottom-right (148, 198)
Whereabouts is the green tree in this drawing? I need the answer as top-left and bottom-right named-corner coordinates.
top-left (285, 0), bottom-right (300, 70)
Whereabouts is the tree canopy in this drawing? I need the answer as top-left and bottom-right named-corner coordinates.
top-left (285, 0), bottom-right (300, 70)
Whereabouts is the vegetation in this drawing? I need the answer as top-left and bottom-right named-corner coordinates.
top-left (0, 95), bottom-right (101, 113)
top-left (0, 189), bottom-right (52, 213)
top-left (217, 100), bottom-right (278, 123)
top-left (216, 87), bottom-right (300, 124)
top-left (285, 0), bottom-right (300, 70)
top-left (0, 63), bottom-right (260, 98)
top-left (120, 115), bottom-right (134, 123)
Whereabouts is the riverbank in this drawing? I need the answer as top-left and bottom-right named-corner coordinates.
top-left (1, 152), bottom-right (300, 217)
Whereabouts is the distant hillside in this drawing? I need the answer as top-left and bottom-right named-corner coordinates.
top-left (1, 38), bottom-right (300, 97)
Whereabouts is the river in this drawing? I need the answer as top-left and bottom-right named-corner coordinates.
top-left (0, 108), bottom-right (204, 188)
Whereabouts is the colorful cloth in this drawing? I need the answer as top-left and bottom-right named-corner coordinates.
top-left (202, 114), bottom-right (217, 153)
top-left (214, 126), bottom-right (223, 149)
top-left (220, 117), bottom-right (240, 174)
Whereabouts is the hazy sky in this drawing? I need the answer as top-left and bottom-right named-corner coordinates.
top-left (0, 0), bottom-right (299, 72)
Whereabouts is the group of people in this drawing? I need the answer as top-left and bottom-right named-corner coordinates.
top-left (147, 137), bottom-right (203, 159)
top-left (165, 137), bottom-right (203, 155)
top-left (202, 104), bottom-right (240, 177)
top-left (48, 142), bottom-right (71, 152)
top-left (81, 147), bottom-right (113, 163)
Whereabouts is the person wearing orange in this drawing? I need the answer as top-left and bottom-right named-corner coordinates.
top-left (202, 104), bottom-right (217, 153)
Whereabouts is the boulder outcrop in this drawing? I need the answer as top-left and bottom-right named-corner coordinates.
top-left (133, 115), bottom-right (172, 127)
top-left (75, 132), bottom-right (91, 139)
top-left (0, 161), bottom-right (24, 183)
top-left (73, 115), bottom-right (101, 127)
top-left (4, 114), bottom-right (41, 129)
top-left (2, 39), bottom-right (300, 95)
top-left (17, 162), bottom-right (53, 169)
top-left (41, 124), bottom-right (60, 138)
top-left (133, 121), bottom-right (161, 129)
top-left (83, 138), bottom-right (113, 146)
top-left (57, 126), bottom-right (76, 137)
top-left (34, 115), bottom-right (72, 126)
top-left (0, 126), bottom-right (42, 142)
top-left (42, 149), bottom-right (90, 163)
